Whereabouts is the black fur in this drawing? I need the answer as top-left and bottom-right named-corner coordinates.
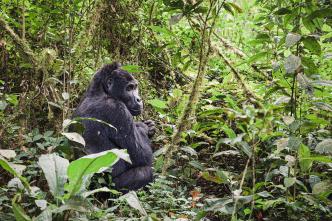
top-left (72, 63), bottom-right (155, 191)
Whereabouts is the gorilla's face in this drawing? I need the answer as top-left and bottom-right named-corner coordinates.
top-left (123, 80), bottom-right (143, 116)
top-left (106, 69), bottom-right (143, 116)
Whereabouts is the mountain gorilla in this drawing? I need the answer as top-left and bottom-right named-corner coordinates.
top-left (72, 62), bottom-right (155, 191)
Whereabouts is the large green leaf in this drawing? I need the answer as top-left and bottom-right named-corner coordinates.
top-left (298, 144), bottom-right (312, 172)
top-left (38, 154), bottom-right (69, 198)
top-left (148, 99), bottom-right (168, 109)
top-left (65, 149), bottom-right (129, 198)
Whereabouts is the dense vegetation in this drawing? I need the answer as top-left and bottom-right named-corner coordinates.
top-left (0, 0), bottom-right (331, 220)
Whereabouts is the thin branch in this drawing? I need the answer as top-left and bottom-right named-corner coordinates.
top-left (214, 46), bottom-right (263, 103)
top-left (0, 15), bottom-right (38, 68)
top-left (231, 157), bottom-right (251, 220)
top-left (162, 1), bottom-right (223, 175)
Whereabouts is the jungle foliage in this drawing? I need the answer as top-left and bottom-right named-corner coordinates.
top-left (0, 0), bottom-right (332, 220)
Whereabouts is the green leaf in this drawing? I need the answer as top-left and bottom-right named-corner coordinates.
top-left (120, 191), bottom-right (147, 216)
top-left (284, 177), bottom-right (296, 188)
top-left (285, 33), bottom-right (301, 48)
top-left (228, 2), bottom-right (243, 13)
top-left (12, 203), bottom-right (31, 221)
top-left (274, 8), bottom-right (291, 15)
top-left (262, 198), bottom-right (285, 211)
top-left (147, 99), bottom-right (167, 109)
top-left (0, 157), bottom-right (30, 191)
top-left (300, 156), bottom-right (332, 163)
top-left (62, 132), bottom-right (85, 146)
top-left (315, 139), bottom-right (332, 155)
top-left (82, 187), bottom-right (118, 198)
top-left (308, 9), bottom-right (332, 19)
top-left (312, 80), bottom-right (332, 87)
top-left (303, 36), bottom-right (321, 55)
top-left (221, 125), bottom-right (236, 139)
top-left (149, 25), bottom-right (173, 37)
top-left (314, 102), bottom-right (332, 112)
top-left (122, 65), bottom-right (143, 73)
top-left (302, 57), bottom-right (317, 73)
top-left (287, 136), bottom-right (301, 150)
top-left (298, 144), bottom-right (312, 172)
top-left (12, 195), bottom-right (31, 221)
top-left (223, 3), bottom-right (234, 16)
top-left (38, 154), bottom-right (69, 198)
top-left (201, 171), bottom-right (223, 184)
top-left (244, 52), bottom-right (268, 65)
top-left (285, 54), bottom-right (301, 73)
top-left (65, 149), bottom-right (128, 198)
top-left (35, 209), bottom-right (52, 221)
top-left (312, 181), bottom-right (332, 195)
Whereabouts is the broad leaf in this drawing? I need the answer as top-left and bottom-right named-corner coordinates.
top-left (120, 191), bottom-right (147, 216)
top-left (312, 80), bottom-right (332, 87)
top-left (303, 36), bottom-right (321, 55)
top-left (38, 154), bottom-right (69, 198)
top-left (62, 132), bottom-right (86, 146)
top-left (82, 187), bottom-right (119, 198)
top-left (0, 157), bottom-right (30, 190)
top-left (285, 55), bottom-right (301, 73)
top-left (298, 144), bottom-right (312, 172)
top-left (308, 9), bottom-right (332, 19)
top-left (284, 177), bottom-right (296, 188)
top-left (312, 181), bottom-right (332, 195)
top-left (148, 99), bottom-right (167, 109)
top-left (315, 139), bottom-right (332, 154)
top-left (0, 149), bottom-right (16, 159)
top-left (285, 33), bottom-right (301, 47)
top-left (65, 149), bottom-right (128, 198)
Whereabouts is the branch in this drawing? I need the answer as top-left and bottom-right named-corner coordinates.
top-left (0, 15), bottom-right (38, 68)
top-left (214, 46), bottom-right (263, 104)
top-left (161, 1), bottom-right (224, 175)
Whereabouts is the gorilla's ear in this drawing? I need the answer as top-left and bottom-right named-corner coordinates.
top-left (105, 76), bottom-right (114, 95)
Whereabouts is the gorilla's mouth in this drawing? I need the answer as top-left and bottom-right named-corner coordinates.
top-left (130, 108), bottom-right (142, 116)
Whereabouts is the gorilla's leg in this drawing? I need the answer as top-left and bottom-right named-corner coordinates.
top-left (113, 166), bottom-right (153, 191)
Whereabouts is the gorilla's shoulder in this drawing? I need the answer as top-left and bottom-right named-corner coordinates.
top-left (76, 96), bottom-right (126, 114)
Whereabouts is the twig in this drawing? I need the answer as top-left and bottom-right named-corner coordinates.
top-left (231, 157), bottom-right (251, 220)
top-left (214, 47), bottom-right (263, 104)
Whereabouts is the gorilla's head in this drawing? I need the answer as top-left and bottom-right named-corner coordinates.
top-left (85, 63), bottom-right (143, 116)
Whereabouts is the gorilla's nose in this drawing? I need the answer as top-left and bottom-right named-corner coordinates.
top-left (136, 97), bottom-right (141, 103)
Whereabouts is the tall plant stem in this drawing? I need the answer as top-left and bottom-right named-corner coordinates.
top-left (162, 0), bottom-right (224, 175)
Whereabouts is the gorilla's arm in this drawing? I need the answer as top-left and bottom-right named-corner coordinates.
top-left (74, 97), bottom-right (153, 191)
top-left (106, 100), bottom-right (153, 167)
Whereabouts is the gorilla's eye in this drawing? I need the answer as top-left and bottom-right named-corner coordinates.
top-left (126, 84), bottom-right (135, 91)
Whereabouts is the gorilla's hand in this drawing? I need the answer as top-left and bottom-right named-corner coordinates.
top-left (144, 120), bottom-right (156, 138)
